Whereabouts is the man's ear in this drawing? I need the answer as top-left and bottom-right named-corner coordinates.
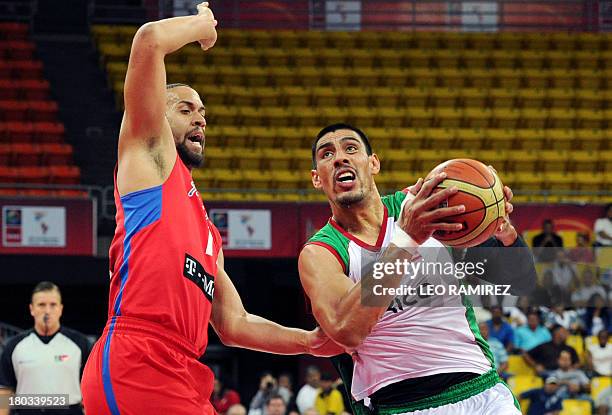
top-left (311, 169), bottom-right (322, 190)
top-left (370, 153), bottom-right (380, 175)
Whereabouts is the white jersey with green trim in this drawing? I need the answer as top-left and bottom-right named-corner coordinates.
top-left (307, 190), bottom-right (494, 401)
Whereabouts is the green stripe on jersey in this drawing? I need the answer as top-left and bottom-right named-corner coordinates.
top-left (308, 222), bottom-right (351, 273)
top-left (462, 296), bottom-right (496, 368)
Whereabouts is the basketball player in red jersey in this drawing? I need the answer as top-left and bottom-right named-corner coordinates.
top-left (80, 4), bottom-right (338, 414)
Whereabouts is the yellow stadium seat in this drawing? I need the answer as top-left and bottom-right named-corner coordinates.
top-left (461, 88), bottom-right (488, 108)
top-left (288, 148), bottom-right (312, 170)
top-left (574, 51), bottom-right (600, 70)
top-left (574, 129), bottom-right (604, 151)
top-left (311, 87), bottom-right (341, 107)
top-left (261, 48), bottom-right (290, 67)
top-left (356, 32), bottom-right (385, 50)
top-left (471, 34), bottom-right (496, 51)
top-left (493, 108), bottom-right (521, 129)
top-left (490, 88), bottom-right (517, 108)
top-left (249, 31), bottom-right (275, 48)
top-left (523, 33), bottom-right (549, 50)
top-left (456, 128), bottom-right (485, 149)
top-left (423, 128), bottom-right (455, 149)
top-left (293, 108), bottom-right (319, 128)
top-left (240, 169), bottom-right (271, 190)
top-left (295, 67), bottom-right (323, 87)
top-left (549, 69), bottom-right (575, 89)
top-left (271, 170), bottom-right (303, 189)
top-left (545, 129), bottom-right (576, 151)
top-left (282, 86), bottom-right (310, 107)
top-left (292, 48), bottom-right (316, 67)
top-left (244, 67), bottom-right (270, 88)
top-left (462, 50), bottom-right (488, 68)
top-left (402, 87), bottom-right (429, 108)
top-left (351, 68), bottom-right (380, 88)
top-left (394, 128), bottom-right (426, 151)
top-left (560, 399), bottom-right (591, 415)
top-left (575, 89), bottom-right (604, 110)
top-left (497, 68), bottom-right (522, 89)
top-left (470, 69), bottom-right (495, 88)
top-left (364, 128), bottom-right (393, 149)
top-left (519, 50), bottom-right (546, 70)
top-left (318, 49), bottom-right (346, 69)
top-left (516, 129), bottom-right (546, 150)
top-left (374, 49), bottom-right (402, 68)
top-left (507, 375), bottom-right (543, 396)
top-left (574, 172), bottom-right (604, 192)
top-left (248, 126), bottom-right (277, 148)
top-left (405, 49), bottom-right (432, 68)
top-left (473, 150), bottom-right (507, 169)
top-left (544, 172), bottom-right (574, 191)
top-left (404, 108), bottom-right (434, 128)
top-left (430, 87), bottom-right (460, 108)
top-left (540, 150), bottom-right (569, 172)
top-left (221, 126), bottom-right (251, 148)
top-left (545, 50), bottom-right (573, 70)
top-left (273, 127), bottom-right (308, 149)
top-left (523, 69), bottom-right (549, 89)
top-left (486, 128), bottom-right (515, 150)
top-left (517, 89), bottom-right (546, 109)
top-left (407, 68), bottom-right (436, 88)
top-left (319, 107), bottom-right (350, 125)
top-left (490, 51), bottom-right (517, 70)
top-left (591, 377), bottom-right (611, 401)
top-left (435, 108), bottom-right (463, 128)
top-left (578, 33), bottom-right (603, 51)
top-left (381, 149), bottom-right (419, 171)
top-left (576, 69), bottom-right (603, 89)
top-left (349, 107), bottom-right (379, 128)
top-left (439, 68), bottom-right (468, 88)
top-left (507, 150), bottom-right (538, 173)
top-left (548, 108), bottom-right (576, 129)
top-left (348, 49), bottom-right (374, 68)
top-left (576, 109), bottom-right (605, 129)
top-left (217, 29), bottom-right (249, 48)
top-left (370, 87), bottom-right (400, 108)
top-left (226, 86), bottom-right (256, 106)
top-left (520, 108), bottom-right (549, 129)
top-left (464, 108), bottom-right (492, 129)
top-left (235, 149), bottom-right (264, 170)
top-left (343, 88), bottom-right (371, 107)
top-left (209, 105), bottom-right (239, 126)
top-left (547, 88), bottom-right (575, 109)
top-left (508, 355), bottom-right (536, 376)
top-left (599, 150), bottom-right (612, 172)
top-left (570, 151), bottom-right (599, 173)
top-left (234, 47), bottom-right (261, 67)
top-left (211, 169), bottom-right (243, 189)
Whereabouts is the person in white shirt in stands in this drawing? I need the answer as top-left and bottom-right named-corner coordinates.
top-left (594, 204), bottom-right (612, 248)
top-left (296, 366), bottom-right (320, 414)
top-left (586, 329), bottom-right (611, 377)
top-left (596, 387), bottom-right (612, 415)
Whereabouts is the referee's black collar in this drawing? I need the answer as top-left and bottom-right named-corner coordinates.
top-left (32, 326), bottom-right (62, 344)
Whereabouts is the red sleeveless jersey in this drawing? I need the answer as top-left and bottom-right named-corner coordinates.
top-left (108, 155), bottom-right (221, 355)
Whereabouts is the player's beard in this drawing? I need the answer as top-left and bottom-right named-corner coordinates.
top-left (177, 138), bottom-right (204, 169)
top-left (337, 189), bottom-right (366, 206)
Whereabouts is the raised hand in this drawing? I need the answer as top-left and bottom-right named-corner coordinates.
top-left (196, 2), bottom-right (218, 51)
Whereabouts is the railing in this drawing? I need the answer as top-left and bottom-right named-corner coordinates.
top-left (159, 0), bottom-right (604, 32)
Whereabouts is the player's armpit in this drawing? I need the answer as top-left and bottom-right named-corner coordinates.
top-left (210, 267), bottom-right (328, 355)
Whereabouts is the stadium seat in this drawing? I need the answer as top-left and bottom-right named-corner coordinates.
top-left (507, 355), bottom-right (536, 376)
top-left (560, 399), bottom-right (591, 415)
top-left (507, 375), bottom-right (543, 396)
top-left (566, 335), bottom-right (584, 362)
top-left (591, 376), bottom-right (611, 401)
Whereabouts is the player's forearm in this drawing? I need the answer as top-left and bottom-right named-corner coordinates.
top-left (219, 313), bottom-right (311, 355)
top-left (136, 15), bottom-right (209, 56)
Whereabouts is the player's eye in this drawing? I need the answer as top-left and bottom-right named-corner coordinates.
top-left (346, 145), bottom-right (357, 152)
top-left (181, 109), bottom-right (190, 114)
top-left (322, 151), bottom-right (333, 159)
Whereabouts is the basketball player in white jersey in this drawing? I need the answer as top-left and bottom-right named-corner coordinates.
top-left (299, 123), bottom-right (536, 415)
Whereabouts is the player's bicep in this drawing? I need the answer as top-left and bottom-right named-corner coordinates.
top-left (121, 23), bottom-right (168, 148)
top-left (298, 244), bottom-right (354, 335)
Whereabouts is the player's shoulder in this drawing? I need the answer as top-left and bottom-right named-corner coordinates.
top-left (303, 222), bottom-right (350, 273)
top-left (381, 189), bottom-right (410, 219)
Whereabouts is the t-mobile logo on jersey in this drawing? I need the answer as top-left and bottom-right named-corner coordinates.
top-left (183, 253), bottom-right (214, 302)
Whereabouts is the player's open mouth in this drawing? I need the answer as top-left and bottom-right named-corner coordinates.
top-left (334, 168), bottom-right (356, 190)
top-left (187, 131), bottom-right (204, 150)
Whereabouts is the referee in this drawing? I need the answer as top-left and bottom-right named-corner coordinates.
top-left (0, 282), bottom-right (90, 415)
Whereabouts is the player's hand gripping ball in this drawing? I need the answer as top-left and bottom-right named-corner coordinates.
top-left (425, 159), bottom-right (506, 248)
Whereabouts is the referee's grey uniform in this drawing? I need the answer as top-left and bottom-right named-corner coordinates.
top-left (0, 327), bottom-right (90, 414)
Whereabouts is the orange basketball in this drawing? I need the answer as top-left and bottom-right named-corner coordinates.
top-left (425, 159), bottom-right (506, 248)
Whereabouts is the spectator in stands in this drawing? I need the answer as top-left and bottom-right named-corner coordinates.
top-left (296, 366), bottom-right (320, 414)
top-left (545, 305), bottom-right (581, 334)
top-left (514, 310), bottom-right (551, 353)
top-left (523, 325), bottom-right (579, 377)
top-left (593, 204), bottom-right (612, 248)
top-left (228, 404), bottom-right (248, 415)
top-left (548, 350), bottom-right (591, 400)
top-left (533, 219), bottom-right (564, 262)
top-left (478, 322), bottom-right (508, 379)
top-left (303, 408), bottom-right (319, 415)
top-left (519, 375), bottom-right (564, 415)
top-left (314, 373), bottom-right (344, 415)
top-left (250, 372), bottom-right (282, 415)
top-left (0, 281), bottom-right (90, 415)
top-left (586, 329), bottom-right (611, 377)
top-left (487, 306), bottom-right (514, 352)
top-left (571, 268), bottom-right (606, 308)
top-left (212, 377), bottom-right (241, 415)
top-left (549, 251), bottom-right (577, 304)
top-left (596, 386), bottom-right (612, 415)
top-left (505, 296), bottom-right (531, 328)
top-left (266, 394), bottom-right (287, 415)
top-left (582, 294), bottom-right (611, 336)
top-left (568, 233), bottom-right (595, 263)
top-left (278, 372), bottom-right (294, 407)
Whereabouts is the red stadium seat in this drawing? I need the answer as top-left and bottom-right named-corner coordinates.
top-left (0, 100), bottom-right (29, 121)
top-left (28, 101), bottom-right (59, 122)
top-left (13, 166), bottom-right (48, 183)
top-left (20, 80), bottom-right (50, 100)
top-left (3, 121), bottom-right (35, 142)
top-left (0, 41), bottom-right (35, 60)
top-left (0, 143), bottom-right (10, 165)
top-left (54, 189), bottom-right (88, 198)
top-left (11, 142), bottom-right (41, 166)
top-left (34, 122), bottom-right (65, 142)
top-left (0, 23), bottom-right (29, 41)
top-left (0, 79), bottom-right (18, 100)
top-left (0, 60), bottom-right (44, 80)
top-left (40, 143), bottom-right (72, 165)
top-left (49, 165), bottom-right (80, 184)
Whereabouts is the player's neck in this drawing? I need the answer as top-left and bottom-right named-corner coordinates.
top-left (331, 196), bottom-right (385, 238)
